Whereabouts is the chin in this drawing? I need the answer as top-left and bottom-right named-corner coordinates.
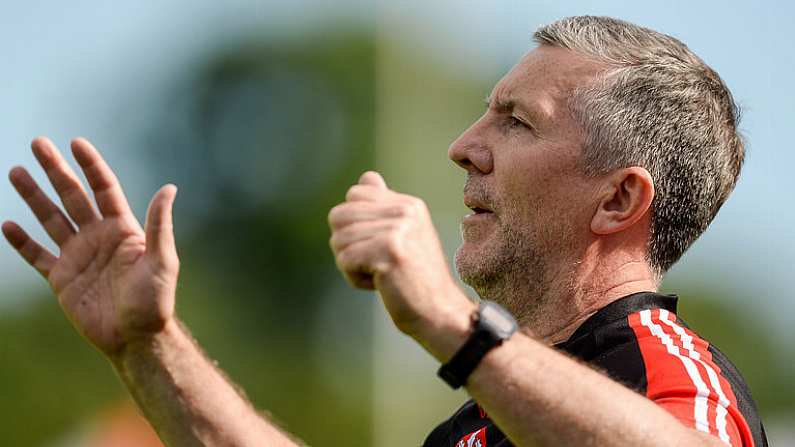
top-left (455, 244), bottom-right (496, 292)
top-left (454, 240), bottom-right (478, 269)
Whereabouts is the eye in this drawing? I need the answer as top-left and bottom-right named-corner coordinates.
top-left (508, 116), bottom-right (528, 130)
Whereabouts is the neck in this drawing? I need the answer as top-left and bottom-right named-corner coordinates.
top-left (517, 247), bottom-right (658, 345)
top-left (531, 277), bottom-right (658, 345)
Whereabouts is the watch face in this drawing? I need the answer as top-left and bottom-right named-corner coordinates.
top-left (480, 301), bottom-right (518, 339)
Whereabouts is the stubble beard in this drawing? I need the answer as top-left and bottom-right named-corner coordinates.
top-left (455, 222), bottom-right (554, 327)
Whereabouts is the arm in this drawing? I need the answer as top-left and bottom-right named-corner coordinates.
top-left (3, 137), bottom-right (300, 447)
top-left (416, 309), bottom-right (727, 447)
top-left (329, 171), bottom-right (726, 447)
top-left (113, 320), bottom-right (300, 446)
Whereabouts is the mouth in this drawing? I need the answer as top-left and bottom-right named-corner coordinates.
top-left (463, 198), bottom-right (496, 219)
top-left (468, 206), bottom-right (493, 215)
top-left (464, 196), bottom-right (494, 214)
top-left (463, 180), bottom-right (496, 218)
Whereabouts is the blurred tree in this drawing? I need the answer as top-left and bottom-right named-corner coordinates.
top-left (0, 28), bottom-right (378, 446)
top-left (140, 29), bottom-right (378, 446)
top-left (1, 25), bottom-right (792, 447)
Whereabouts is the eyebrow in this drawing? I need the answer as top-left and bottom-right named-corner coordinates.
top-left (484, 95), bottom-right (513, 112)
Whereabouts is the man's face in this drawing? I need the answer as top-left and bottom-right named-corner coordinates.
top-left (449, 46), bottom-right (604, 319)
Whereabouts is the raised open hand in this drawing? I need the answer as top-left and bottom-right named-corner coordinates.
top-left (2, 137), bottom-right (179, 356)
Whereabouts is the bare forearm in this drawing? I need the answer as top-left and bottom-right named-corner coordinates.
top-left (466, 333), bottom-right (722, 447)
top-left (410, 297), bottom-right (722, 447)
top-left (112, 319), bottom-right (301, 447)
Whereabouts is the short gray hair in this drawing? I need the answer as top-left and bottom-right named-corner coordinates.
top-left (534, 16), bottom-right (744, 275)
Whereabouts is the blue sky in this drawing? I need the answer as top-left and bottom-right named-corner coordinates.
top-left (1, 0), bottom-right (792, 329)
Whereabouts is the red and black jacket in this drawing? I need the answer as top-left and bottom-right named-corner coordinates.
top-left (422, 292), bottom-right (768, 447)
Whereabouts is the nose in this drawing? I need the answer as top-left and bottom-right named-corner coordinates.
top-left (448, 118), bottom-right (494, 175)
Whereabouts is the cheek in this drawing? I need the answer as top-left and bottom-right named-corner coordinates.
top-left (542, 181), bottom-right (596, 247)
top-left (495, 143), bottom-right (572, 191)
top-left (495, 161), bottom-right (593, 238)
top-left (495, 158), bottom-right (567, 217)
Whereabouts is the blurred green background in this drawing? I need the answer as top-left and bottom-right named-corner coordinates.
top-left (1, 1), bottom-right (793, 446)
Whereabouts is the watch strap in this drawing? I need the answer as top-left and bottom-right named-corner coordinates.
top-left (437, 300), bottom-right (517, 389)
top-left (437, 325), bottom-right (503, 389)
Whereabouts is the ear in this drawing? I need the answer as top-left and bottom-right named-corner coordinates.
top-left (590, 167), bottom-right (655, 235)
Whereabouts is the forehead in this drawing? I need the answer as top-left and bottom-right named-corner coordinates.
top-left (490, 45), bottom-right (604, 123)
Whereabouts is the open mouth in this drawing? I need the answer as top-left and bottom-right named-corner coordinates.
top-left (469, 207), bottom-right (492, 214)
top-left (464, 202), bottom-right (495, 218)
top-left (464, 192), bottom-right (495, 217)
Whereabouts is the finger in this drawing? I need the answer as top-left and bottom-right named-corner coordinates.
top-left (2, 221), bottom-right (57, 278)
top-left (9, 166), bottom-right (76, 246)
top-left (328, 201), bottom-right (407, 229)
top-left (348, 273), bottom-right (374, 290)
top-left (345, 184), bottom-right (390, 202)
top-left (337, 262), bottom-right (376, 290)
top-left (145, 184), bottom-right (178, 265)
top-left (71, 138), bottom-right (134, 218)
top-left (334, 239), bottom-right (382, 290)
top-left (31, 137), bottom-right (98, 227)
top-left (358, 171), bottom-right (387, 189)
top-left (330, 221), bottom-right (396, 253)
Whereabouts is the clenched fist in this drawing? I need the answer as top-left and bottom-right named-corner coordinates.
top-left (329, 172), bottom-right (474, 354)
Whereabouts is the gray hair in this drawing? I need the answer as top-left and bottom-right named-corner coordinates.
top-left (534, 16), bottom-right (744, 275)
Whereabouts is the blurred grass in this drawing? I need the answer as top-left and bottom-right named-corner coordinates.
top-left (0, 289), bottom-right (123, 445)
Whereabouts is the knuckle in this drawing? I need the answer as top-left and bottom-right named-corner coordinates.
top-left (328, 234), bottom-right (336, 251)
top-left (336, 247), bottom-right (356, 269)
top-left (345, 185), bottom-right (364, 201)
top-left (409, 196), bottom-right (427, 213)
top-left (329, 231), bottom-right (343, 252)
top-left (168, 256), bottom-right (181, 270)
top-left (154, 255), bottom-right (180, 273)
top-left (393, 196), bottom-right (426, 218)
top-left (393, 202), bottom-right (415, 218)
top-left (373, 259), bottom-right (394, 275)
top-left (327, 204), bottom-right (345, 227)
top-left (382, 232), bottom-right (404, 258)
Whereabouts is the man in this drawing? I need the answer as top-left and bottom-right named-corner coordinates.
top-left (2, 15), bottom-right (766, 447)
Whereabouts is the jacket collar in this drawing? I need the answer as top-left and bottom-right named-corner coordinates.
top-left (554, 291), bottom-right (678, 353)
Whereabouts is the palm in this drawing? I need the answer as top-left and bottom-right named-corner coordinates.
top-left (3, 137), bottom-right (178, 355)
top-left (53, 219), bottom-right (170, 354)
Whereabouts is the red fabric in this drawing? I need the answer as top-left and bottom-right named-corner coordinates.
top-left (456, 426), bottom-right (487, 447)
top-left (629, 309), bottom-right (754, 447)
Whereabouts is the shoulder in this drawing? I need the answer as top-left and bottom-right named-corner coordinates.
top-left (626, 308), bottom-right (765, 447)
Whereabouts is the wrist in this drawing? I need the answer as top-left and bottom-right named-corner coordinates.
top-left (437, 300), bottom-right (519, 389)
top-left (110, 318), bottom-right (184, 371)
top-left (409, 289), bottom-right (478, 363)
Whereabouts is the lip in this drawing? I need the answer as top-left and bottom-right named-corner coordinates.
top-left (462, 199), bottom-right (496, 226)
top-left (463, 197), bottom-right (494, 214)
top-left (463, 211), bottom-right (495, 221)
top-left (464, 197), bottom-right (489, 205)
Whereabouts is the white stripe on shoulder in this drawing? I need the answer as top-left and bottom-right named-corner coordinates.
top-left (659, 309), bottom-right (732, 445)
top-left (639, 309), bottom-right (712, 434)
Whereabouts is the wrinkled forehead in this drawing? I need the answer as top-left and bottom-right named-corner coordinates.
top-left (490, 45), bottom-right (605, 123)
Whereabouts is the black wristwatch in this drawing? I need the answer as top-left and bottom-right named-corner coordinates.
top-left (437, 300), bottom-right (519, 389)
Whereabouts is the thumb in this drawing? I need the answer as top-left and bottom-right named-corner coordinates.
top-left (145, 184), bottom-right (178, 263)
top-left (358, 171), bottom-right (387, 190)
